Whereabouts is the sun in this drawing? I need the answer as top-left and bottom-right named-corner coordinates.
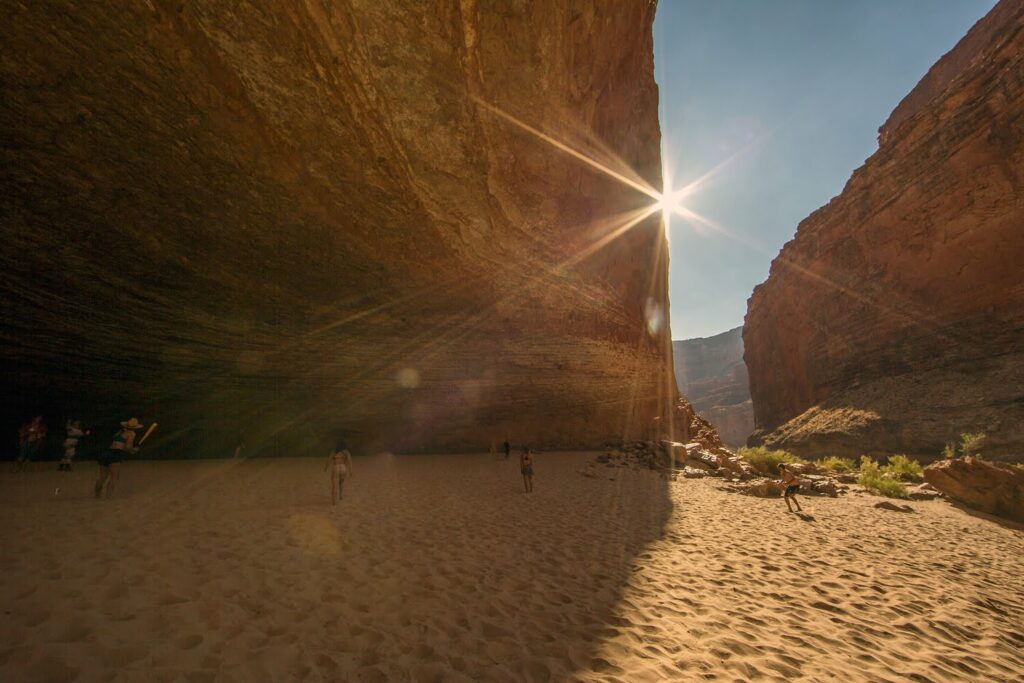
top-left (656, 189), bottom-right (685, 220)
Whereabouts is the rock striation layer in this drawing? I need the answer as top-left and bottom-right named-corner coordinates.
top-left (673, 327), bottom-right (753, 447)
top-left (0, 2), bottom-right (675, 455)
top-left (744, 0), bottom-right (1024, 460)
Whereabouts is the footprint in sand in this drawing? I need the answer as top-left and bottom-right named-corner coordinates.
top-left (55, 622), bottom-right (92, 643)
top-left (178, 634), bottom-right (203, 650)
top-left (15, 585), bottom-right (37, 600)
top-left (106, 645), bottom-right (147, 666)
top-left (157, 592), bottom-right (190, 606)
top-left (356, 666), bottom-right (388, 683)
top-left (480, 621), bottom-right (512, 639)
top-left (23, 609), bottom-right (50, 627)
top-left (24, 657), bottom-right (79, 683)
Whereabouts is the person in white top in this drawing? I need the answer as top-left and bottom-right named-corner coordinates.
top-left (60, 420), bottom-right (89, 471)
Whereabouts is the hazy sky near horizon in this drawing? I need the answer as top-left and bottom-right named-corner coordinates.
top-left (654, 0), bottom-right (997, 340)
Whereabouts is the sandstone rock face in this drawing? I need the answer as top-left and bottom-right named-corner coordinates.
top-left (924, 457), bottom-right (1024, 522)
top-left (0, 2), bottom-right (674, 455)
top-left (744, 0), bottom-right (1024, 460)
top-left (879, 0), bottom-right (1024, 143)
top-left (673, 327), bottom-right (753, 448)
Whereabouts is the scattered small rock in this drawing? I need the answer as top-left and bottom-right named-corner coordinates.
top-left (906, 483), bottom-right (941, 501)
top-left (874, 501), bottom-right (915, 513)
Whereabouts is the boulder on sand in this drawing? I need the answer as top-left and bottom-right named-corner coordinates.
top-left (924, 457), bottom-right (1024, 523)
top-left (726, 478), bottom-right (784, 497)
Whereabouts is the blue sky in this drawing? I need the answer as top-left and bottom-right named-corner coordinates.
top-left (654, 0), bottom-right (997, 340)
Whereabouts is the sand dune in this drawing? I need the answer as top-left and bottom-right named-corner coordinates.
top-left (0, 453), bottom-right (1021, 682)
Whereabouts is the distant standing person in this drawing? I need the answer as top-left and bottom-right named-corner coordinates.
top-left (778, 463), bottom-right (802, 513)
top-left (503, 439), bottom-right (511, 460)
top-left (520, 447), bottom-right (534, 493)
top-left (60, 420), bottom-right (90, 472)
top-left (325, 440), bottom-right (353, 505)
top-left (15, 416), bottom-right (47, 472)
top-left (95, 418), bottom-right (143, 499)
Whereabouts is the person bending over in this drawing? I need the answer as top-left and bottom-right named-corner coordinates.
top-left (778, 463), bottom-right (802, 513)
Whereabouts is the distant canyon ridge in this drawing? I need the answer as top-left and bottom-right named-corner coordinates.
top-left (744, 0), bottom-right (1024, 461)
top-left (673, 328), bottom-right (753, 449)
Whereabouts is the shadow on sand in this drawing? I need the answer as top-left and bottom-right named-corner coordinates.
top-left (0, 452), bottom-right (674, 681)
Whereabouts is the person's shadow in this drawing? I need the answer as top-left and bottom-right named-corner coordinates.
top-left (795, 512), bottom-right (816, 522)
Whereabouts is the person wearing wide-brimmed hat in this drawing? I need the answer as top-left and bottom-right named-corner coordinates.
top-left (95, 418), bottom-right (144, 499)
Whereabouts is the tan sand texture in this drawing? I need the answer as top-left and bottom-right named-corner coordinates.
top-left (0, 453), bottom-right (1022, 682)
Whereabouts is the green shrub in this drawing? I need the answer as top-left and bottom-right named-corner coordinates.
top-left (941, 432), bottom-right (987, 459)
top-left (738, 446), bottom-right (805, 475)
top-left (959, 432), bottom-right (986, 457)
top-left (882, 454), bottom-right (924, 481)
top-left (858, 456), bottom-right (909, 498)
top-left (814, 456), bottom-right (855, 473)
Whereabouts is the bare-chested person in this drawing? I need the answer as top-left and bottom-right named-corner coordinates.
top-left (325, 440), bottom-right (354, 505)
top-left (778, 463), bottom-right (802, 513)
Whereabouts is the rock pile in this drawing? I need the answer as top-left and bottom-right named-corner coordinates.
top-left (586, 441), bottom-right (664, 474)
top-left (725, 474), bottom-right (842, 499)
top-left (675, 397), bottom-right (726, 450)
top-left (667, 441), bottom-right (755, 481)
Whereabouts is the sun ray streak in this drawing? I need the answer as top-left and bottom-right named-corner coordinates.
top-left (473, 96), bottom-right (661, 200)
top-left (561, 204), bottom-right (663, 269)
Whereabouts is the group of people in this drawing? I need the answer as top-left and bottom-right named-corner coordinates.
top-left (14, 415), bottom-right (152, 500)
top-left (17, 415), bottom-right (92, 472)
top-left (15, 422), bottom-right (802, 509)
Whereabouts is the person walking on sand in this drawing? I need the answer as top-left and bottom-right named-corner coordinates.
top-left (15, 416), bottom-right (47, 472)
top-left (520, 447), bottom-right (534, 493)
top-left (778, 463), bottom-right (802, 513)
top-left (503, 439), bottom-right (511, 460)
top-left (95, 418), bottom-right (143, 499)
top-left (60, 419), bottom-right (89, 472)
top-left (325, 440), bottom-right (353, 505)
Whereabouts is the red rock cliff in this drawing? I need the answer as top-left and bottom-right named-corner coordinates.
top-left (744, 0), bottom-right (1024, 460)
top-left (0, 1), bottom-right (675, 455)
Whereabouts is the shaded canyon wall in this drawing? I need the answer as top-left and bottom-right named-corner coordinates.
top-left (672, 328), bottom-right (753, 448)
top-left (0, 1), bottom-right (676, 456)
top-left (744, 0), bottom-right (1024, 460)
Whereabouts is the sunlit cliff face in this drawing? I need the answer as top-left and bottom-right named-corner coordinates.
top-left (1, 1), bottom-right (675, 453)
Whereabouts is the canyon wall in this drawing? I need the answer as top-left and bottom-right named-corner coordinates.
top-left (0, 1), bottom-right (675, 456)
top-left (744, 0), bottom-right (1024, 460)
top-left (673, 328), bottom-right (753, 448)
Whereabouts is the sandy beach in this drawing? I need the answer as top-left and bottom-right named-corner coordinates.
top-left (1, 452), bottom-right (1022, 682)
